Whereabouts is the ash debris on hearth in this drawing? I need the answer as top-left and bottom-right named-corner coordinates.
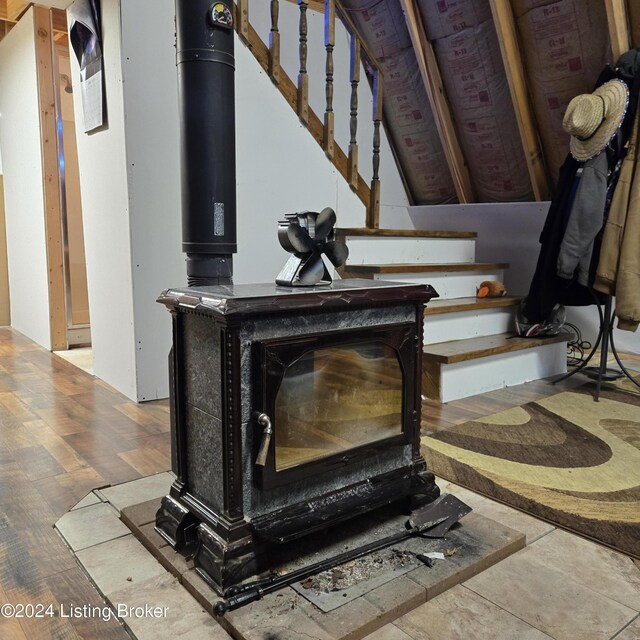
top-left (299, 548), bottom-right (416, 594)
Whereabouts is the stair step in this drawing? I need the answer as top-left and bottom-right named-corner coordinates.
top-left (423, 332), bottom-right (572, 365)
top-left (344, 262), bottom-right (508, 275)
top-left (423, 332), bottom-right (570, 403)
top-left (425, 296), bottom-right (521, 316)
top-left (337, 228), bottom-right (477, 239)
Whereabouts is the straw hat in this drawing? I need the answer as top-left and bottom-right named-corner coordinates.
top-left (563, 79), bottom-right (629, 161)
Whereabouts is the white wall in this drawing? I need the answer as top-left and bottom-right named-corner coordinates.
top-left (73, 0), bottom-right (373, 401)
top-left (0, 8), bottom-right (52, 350)
top-left (406, 202), bottom-right (640, 354)
top-left (70, 0), bottom-right (137, 399)
top-left (119, 0), bottom-right (183, 401)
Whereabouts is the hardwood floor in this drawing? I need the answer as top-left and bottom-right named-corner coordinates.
top-left (0, 326), bottom-right (636, 639)
top-left (0, 328), bottom-right (170, 639)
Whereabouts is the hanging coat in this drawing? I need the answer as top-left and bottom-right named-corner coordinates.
top-left (594, 109), bottom-right (640, 331)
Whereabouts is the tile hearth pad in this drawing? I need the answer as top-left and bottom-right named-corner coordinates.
top-left (55, 474), bottom-right (525, 640)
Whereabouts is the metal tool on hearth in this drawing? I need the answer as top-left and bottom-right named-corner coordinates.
top-left (212, 494), bottom-right (472, 615)
top-left (275, 208), bottom-right (349, 286)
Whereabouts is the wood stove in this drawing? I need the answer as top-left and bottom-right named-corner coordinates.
top-left (155, 279), bottom-right (439, 593)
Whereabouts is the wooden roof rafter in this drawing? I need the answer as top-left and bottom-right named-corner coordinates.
top-left (604, 0), bottom-right (631, 62)
top-left (489, 0), bottom-right (551, 201)
top-left (399, 0), bottom-right (475, 204)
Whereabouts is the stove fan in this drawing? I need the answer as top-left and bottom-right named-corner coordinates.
top-left (276, 208), bottom-right (349, 286)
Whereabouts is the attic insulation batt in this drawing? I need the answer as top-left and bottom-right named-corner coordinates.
top-left (342, 0), bottom-right (457, 204)
top-left (511, 0), bottom-right (611, 182)
top-left (419, 0), bottom-right (533, 202)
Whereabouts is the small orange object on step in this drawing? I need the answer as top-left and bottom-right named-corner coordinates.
top-left (477, 280), bottom-right (507, 298)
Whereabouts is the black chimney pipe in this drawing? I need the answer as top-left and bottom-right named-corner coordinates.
top-left (175, 0), bottom-right (237, 286)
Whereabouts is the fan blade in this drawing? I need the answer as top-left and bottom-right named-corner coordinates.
top-left (287, 223), bottom-right (316, 254)
top-left (315, 208), bottom-right (336, 242)
top-left (323, 241), bottom-right (349, 267)
top-left (298, 254), bottom-right (325, 285)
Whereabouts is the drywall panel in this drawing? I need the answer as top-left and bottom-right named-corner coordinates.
top-left (70, 0), bottom-right (137, 399)
top-left (0, 8), bottom-right (52, 349)
top-left (408, 202), bottom-right (548, 295)
top-left (119, 0), bottom-right (183, 402)
top-left (234, 38), bottom-right (367, 283)
top-left (117, 0), bottom-right (368, 401)
top-left (0, 177), bottom-right (10, 326)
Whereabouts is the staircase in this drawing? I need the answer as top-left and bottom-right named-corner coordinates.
top-left (338, 228), bottom-right (569, 403)
top-left (234, 1), bottom-right (569, 403)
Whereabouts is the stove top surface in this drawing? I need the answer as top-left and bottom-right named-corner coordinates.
top-left (158, 279), bottom-right (439, 317)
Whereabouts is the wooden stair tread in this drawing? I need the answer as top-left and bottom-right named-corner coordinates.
top-left (424, 332), bottom-right (571, 364)
top-left (337, 228), bottom-right (477, 239)
top-left (344, 262), bottom-right (508, 274)
top-left (425, 296), bottom-right (521, 315)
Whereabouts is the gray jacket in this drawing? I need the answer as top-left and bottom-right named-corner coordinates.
top-left (557, 151), bottom-right (609, 286)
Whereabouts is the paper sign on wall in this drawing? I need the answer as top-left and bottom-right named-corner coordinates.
top-left (67, 0), bottom-right (106, 133)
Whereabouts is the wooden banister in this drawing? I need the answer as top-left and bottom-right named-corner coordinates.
top-left (235, 0), bottom-right (380, 227)
top-left (237, 0), bottom-right (249, 40)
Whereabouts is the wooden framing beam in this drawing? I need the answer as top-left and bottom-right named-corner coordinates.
top-left (398, 0), bottom-right (475, 203)
top-left (489, 0), bottom-right (550, 201)
top-left (604, 0), bottom-right (631, 61)
top-left (34, 5), bottom-right (67, 350)
top-left (6, 0), bottom-right (27, 21)
top-left (51, 7), bottom-right (66, 34)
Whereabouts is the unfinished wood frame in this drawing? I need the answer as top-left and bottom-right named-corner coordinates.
top-left (6, 0), bottom-right (27, 21)
top-left (605, 0), bottom-right (631, 61)
top-left (398, 0), bottom-right (475, 204)
top-left (489, 0), bottom-right (550, 201)
top-left (34, 5), bottom-right (67, 350)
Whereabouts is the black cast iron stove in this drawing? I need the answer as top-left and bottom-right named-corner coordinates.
top-left (156, 280), bottom-right (439, 592)
top-left (155, 0), bottom-right (440, 594)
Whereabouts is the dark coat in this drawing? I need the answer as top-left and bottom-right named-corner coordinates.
top-left (522, 51), bottom-right (640, 323)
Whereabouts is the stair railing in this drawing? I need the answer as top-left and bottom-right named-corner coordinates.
top-left (234, 0), bottom-right (384, 228)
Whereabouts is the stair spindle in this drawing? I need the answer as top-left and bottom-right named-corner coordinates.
top-left (298, 0), bottom-right (309, 124)
top-left (348, 35), bottom-right (360, 191)
top-left (369, 70), bottom-right (382, 229)
top-left (269, 0), bottom-right (281, 84)
top-left (324, 0), bottom-right (335, 160)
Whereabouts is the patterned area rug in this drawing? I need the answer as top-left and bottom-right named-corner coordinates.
top-left (422, 377), bottom-right (640, 559)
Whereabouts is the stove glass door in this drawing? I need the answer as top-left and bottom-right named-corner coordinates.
top-left (274, 341), bottom-right (403, 471)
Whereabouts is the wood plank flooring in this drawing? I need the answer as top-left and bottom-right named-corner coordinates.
top-left (0, 328), bottom-right (170, 639)
top-left (0, 326), bottom-right (636, 639)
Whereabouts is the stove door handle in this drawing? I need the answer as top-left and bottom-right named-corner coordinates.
top-left (254, 413), bottom-right (273, 467)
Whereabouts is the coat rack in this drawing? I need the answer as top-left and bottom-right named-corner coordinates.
top-left (554, 293), bottom-right (640, 401)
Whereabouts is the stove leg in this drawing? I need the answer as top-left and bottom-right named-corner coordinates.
top-left (155, 495), bottom-right (199, 551)
top-left (194, 523), bottom-right (262, 595)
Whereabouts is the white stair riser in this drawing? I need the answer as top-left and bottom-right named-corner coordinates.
top-left (344, 237), bottom-right (476, 265)
top-left (437, 342), bottom-right (568, 402)
top-left (424, 308), bottom-right (514, 345)
top-left (373, 270), bottom-right (504, 299)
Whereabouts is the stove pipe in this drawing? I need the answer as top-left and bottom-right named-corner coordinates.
top-left (176, 0), bottom-right (237, 286)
